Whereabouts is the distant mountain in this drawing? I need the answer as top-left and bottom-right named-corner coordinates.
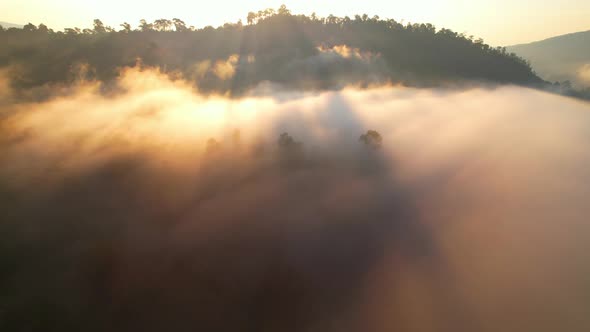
top-left (0, 21), bottom-right (23, 29)
top-left (507, 30), bottom-right (590, 88)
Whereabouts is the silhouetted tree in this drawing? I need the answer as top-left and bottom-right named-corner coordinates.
top-left (278, 4), bottom-right (291, 15)
top-left (120, 22), bottom-right (131, 33)
top-left (154, 19), bottom-right (172, 32)
top-left (37, 23), bottom-right (49, 33)
top-left (172, 18), bottom-right (187, 32)
top-left (138, 19), bottom-right (153, 32)
top-left (64, 27), bottom-right (80, 35)
top-left (247, 12), bottom-right (256, 25)
top-left (23, 23), bottom-right (37, 32)
top-left (360, 130), bottom-right (382, 149)
top-left (277, 132), bottom-right (304, 167)
top-left (278, 132), bottom-right (297, 148)
top-left (93, 19), bottom-right (106, 33)
top-left (206, 138), bottom-right (221, 154)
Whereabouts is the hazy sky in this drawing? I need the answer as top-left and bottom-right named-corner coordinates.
top-left (1, 0), bottom-right (589, 45)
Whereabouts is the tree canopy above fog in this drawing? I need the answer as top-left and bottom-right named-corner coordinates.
top-left (0, 6), bottom-right (544, 94)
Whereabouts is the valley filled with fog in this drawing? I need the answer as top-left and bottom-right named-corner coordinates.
top-left (2, 65), bottom-right (590, 331)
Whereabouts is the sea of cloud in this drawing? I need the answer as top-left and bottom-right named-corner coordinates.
top-left (1, 67), bottom-right (590, 331)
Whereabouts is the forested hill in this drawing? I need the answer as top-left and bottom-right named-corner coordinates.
top-left (0, 6), bottom-right (543, 95)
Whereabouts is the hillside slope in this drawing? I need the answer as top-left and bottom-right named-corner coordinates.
top-left (507, 30), bottom-right (590, 87)
top-left (0, 9), bottom-right (542, 96)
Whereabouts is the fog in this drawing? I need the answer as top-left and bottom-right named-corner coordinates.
top-left (1, 67), bottom-right (590, 332)
top-left (579, 63), bottom-right (590, 85)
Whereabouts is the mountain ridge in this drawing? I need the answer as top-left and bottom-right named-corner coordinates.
top-left (0, 10), bottom-right (542, 96)
top-left (508, 29), bottom-right (590, 48)
top-left (0, 21), bottom-right (23, 29)
top-left (507, 30), bottom-right (590, 88)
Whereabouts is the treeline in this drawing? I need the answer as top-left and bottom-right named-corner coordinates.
top-left (0, 5), bottom-right (544, 94)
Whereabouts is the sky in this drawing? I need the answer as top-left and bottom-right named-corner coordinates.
top-left (1, 0), bottom-right (589, 46)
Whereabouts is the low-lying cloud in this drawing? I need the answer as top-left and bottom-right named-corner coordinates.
top-left (1, 68), bottom-right (590, 332)
top-left (578, 63), bottom-right (590, 85)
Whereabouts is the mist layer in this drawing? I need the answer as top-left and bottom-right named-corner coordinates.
top-left (1, 69), bottom-right (590, 332)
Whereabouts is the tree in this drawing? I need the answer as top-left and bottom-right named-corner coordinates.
top-left (205, 138), bottom-right (221, 154)
top-left (359, 130), bottom-right (382, 149)
top-left (154, 19), bottom-right (172, 32)
top-left (120, 22), bottom-right (131, 33)
top-left (278, 133), bottom-right (303, 152)
top-left (93, 19), bottom-right (106, 33)
top-left (327, 15), bottom-right (337, 24)
top-left (278, 4), bottom-right (291, 16)
top-left (37, 24), bottom-right (49, 33)
top-left (247, 12), bottom-right (256, 25)
top-left (23, 23), bottom-right (37, 32)
top-left (172, 18), bottom-right (187, 32)
top-left (278, 133), bottom-right (293, 147)
top-left (64, 28), bottom-right (80, 35)
top-left (277, 133), bottom-right (304, 166)
top-left (138, 19), bottom-right (153, 32)
top-left (255, 8), bottom-right (276, 22)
